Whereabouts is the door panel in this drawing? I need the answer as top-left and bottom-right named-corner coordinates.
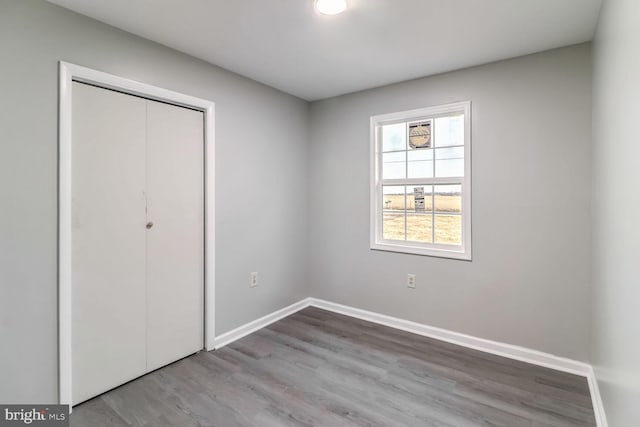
top-left (145, 100), bottom-right (204, 371)
top-left (71, 82), bottom-right (147, 405)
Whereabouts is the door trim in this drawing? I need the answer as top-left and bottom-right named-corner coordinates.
top-left (58, 61), bottom-right (216, 408)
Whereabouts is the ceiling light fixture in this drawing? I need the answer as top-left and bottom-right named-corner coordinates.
top-left (315, 0), bottom-right (347, 15)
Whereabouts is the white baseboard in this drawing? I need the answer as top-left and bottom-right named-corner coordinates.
top-left (212, 298), bottom-right (311, 349)
top-left (308, 298), bottom-right (590, 375)
top-left (212, 297), bottom-right (607, 427)
top-left (586, 366), bottom-right (608, 427)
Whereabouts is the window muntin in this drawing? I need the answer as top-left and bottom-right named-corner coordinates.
top-left (371, 102), bottom-right (471, 259)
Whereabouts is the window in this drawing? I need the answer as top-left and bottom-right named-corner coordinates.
top-left (370, 101), bottom-right (471, 260)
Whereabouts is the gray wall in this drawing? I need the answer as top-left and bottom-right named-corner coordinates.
top-left (0, 0), bottom-right (602, 408)
top-left (0, 0), bottom-right (309, 403)
top-left (308, 44), bottom-right (593, 361)
top-left (592, 0), bottom-right (640, 424)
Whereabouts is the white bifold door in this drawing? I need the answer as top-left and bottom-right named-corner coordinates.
top-left (71, 82), bottom-right (204, 405)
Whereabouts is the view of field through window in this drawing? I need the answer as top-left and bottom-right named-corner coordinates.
top-left (381, 115), bottom-right (464, 245)
top-left (382, 186), bottom-right (462, 244)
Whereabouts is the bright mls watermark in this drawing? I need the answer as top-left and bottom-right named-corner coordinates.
top-left (0, 405), bottom-right (68, 426)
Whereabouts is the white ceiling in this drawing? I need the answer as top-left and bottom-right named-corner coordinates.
top-left (47, 0), bottom-right (602, 101)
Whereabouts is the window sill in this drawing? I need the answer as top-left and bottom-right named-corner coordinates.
top-left (370, 241), bottom-right (471, 261)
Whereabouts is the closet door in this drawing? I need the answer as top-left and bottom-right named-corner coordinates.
top-left (145, 100), bottom-right (204, 371)
top-left (71, 82), bottom-right (148, 405)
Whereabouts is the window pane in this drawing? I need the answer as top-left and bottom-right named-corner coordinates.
top-left (382, 186), bottom-right (405, 241)
top-left (434, 115), bottom-right (464, 147)
top-left (435, 147), bottom-right (464, 178)
top-left (407, 149), bottom-right (433, 179)
top-left (383, 152), bottom-right (406, 179)
top-left (408, 121), bottom-right (432, 149)
top-left (407, 186), bottom-right (433, 243)
top-left (434, 185), bottom-right (461, 213)
top-left (408, 185), bottom-right (433, 213)
top-left (382, 123), bottom-right (406, 152)
top-left (434, 215), bottom-right (462, 245)
top-left (407, 213), bottom-right (433, 243)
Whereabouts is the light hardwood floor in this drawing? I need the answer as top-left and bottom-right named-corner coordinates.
top-left (71, 307), bottom-right (596, 426)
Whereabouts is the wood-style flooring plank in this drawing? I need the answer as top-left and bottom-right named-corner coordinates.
top-left (71, 307), bottom-right (596, 426)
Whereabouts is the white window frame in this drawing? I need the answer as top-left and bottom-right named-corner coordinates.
top-left (370, 101), bottom-right (472, 260)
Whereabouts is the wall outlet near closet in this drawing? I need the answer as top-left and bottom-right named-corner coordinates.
top-left (250, 272), bottom-right (259, 288)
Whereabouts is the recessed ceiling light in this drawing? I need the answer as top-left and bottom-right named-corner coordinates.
top-left (315, 0), bottom-right (347, 15)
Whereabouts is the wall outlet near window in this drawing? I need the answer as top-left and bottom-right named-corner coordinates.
top-left (250, 272), bottom-right (258, 287)
top-left (407, 273), bottom-right (416, 289)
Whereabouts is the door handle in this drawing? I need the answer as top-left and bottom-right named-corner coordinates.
top-left (146, 222), bottom-right (154, 229)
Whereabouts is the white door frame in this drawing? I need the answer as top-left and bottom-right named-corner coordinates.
top-left (58, 61), bottom-right (216, 407)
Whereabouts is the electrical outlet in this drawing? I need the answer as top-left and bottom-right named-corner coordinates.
top-left (250, 272), bottom-right (258, 287)
top-left (407, 273), bottom-right (416, 289)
